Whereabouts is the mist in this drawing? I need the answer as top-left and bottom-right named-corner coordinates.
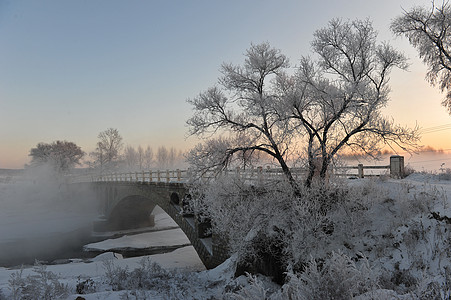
top-left (0, 164), bottom-right (99, 266)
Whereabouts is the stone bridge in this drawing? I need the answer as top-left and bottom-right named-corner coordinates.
top-left (88, 181), bottom-right (228, 269)
top-left (77, 156), bottom-right (405, 270)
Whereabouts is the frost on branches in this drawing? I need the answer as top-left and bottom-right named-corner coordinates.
top-left (392, 2), bottom-right (451, 114)
top-left (190, 175), bottom-right (352, 283)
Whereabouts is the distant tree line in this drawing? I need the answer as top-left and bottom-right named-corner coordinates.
top-left (28, 128), bottom-right (185, 174)
top-left (122, 145), bottom-right (184, 171)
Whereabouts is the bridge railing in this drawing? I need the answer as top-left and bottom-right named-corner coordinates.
top-left (90, 160), bottom-right (397, 184)
top-left (1, 157), bottom-right (400, 185)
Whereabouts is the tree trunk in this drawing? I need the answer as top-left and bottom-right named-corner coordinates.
top-left (304, 134), bottom-right (316, 188)
top-left (319, 156), bottom-right (330, 180)
top-left (305, 159), bottom-right (316, 188)
top-left (276, 156), bottom-right (301, 195)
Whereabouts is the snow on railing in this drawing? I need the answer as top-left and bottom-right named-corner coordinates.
top-left (91, 167), bottom-right (291, 184)
top-left (89, 163), bottom-right (392, 184)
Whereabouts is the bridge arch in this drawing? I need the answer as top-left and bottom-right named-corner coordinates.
top-left (93, 182), bottom-right (228, 269)
top-left (107, 195), bottom-right (156, 230)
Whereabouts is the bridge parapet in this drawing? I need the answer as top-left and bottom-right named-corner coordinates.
top-left (90, 156), bottom-right (404, 184)
top-left (92, 166), bottom-right (308, 184)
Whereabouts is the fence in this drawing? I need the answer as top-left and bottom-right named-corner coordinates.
top-left (334, 164), bottom-right (390, 178)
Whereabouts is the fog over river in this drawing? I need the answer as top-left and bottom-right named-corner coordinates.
top-left (0, 167), bottom-right (99, 266)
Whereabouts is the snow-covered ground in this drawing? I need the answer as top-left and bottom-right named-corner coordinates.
top-left (0, 173), bottom-right (450, 299)
top-left (0, 246), bottom-right (206, 299)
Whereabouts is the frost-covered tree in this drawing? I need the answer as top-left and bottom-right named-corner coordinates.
top-left (143, 146), bottom-right (154, 169)
top-left (90, 128), bottom-right (123, 171)
top-left (123, 145), bottom-right (156, 170)
top-left (392, 1), bottom-right (451, 113)
top-left (29, 140), bottom-right (84, 173)
top-left (282, 18), bottom-right (419, 186)
top-left (188, 24), bottom-right (418, 188)
top-left (155, 146), bottom-right (182, 169)
top-left (123, 145), bottom-right (138, 170)
top-left (137, 145), bottom-right (145, 170)
top-left (187, 43), bottom-right (298, 188)
top-left (156, 146), bottom-right (169, 169)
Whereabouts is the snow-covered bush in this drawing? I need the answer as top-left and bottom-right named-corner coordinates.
top-left (190, 176), bottom-right (357, 279)
top-left (221, 251), bottom-right (379, 300)
top-left (75, 276), bottom-right (96, 294)
top-left (188, 173), bottom-right (451, 297)
top-left (439, 167), bottom-right (451, 181)
top-left (223, 273), bottom-right (271, 300)
top-left (103, 257), bottom-right (207, 298)
top-left (275, 251), bottom-right (378, 300)
top-left (103, 260), bottom-right (130, 291)
top-left (103, 257), bottom-right (173, 291)
top-left (8, 263), bottom-right (69, 300)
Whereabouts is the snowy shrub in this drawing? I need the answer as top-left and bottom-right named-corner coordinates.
top-left (103, 257), bottom-right (205, 298)
top-left (415, 279), bottom-right (450, 300)
top-left (403, 164), bottom-right (416, 178)
top-left (190, 176), bottom-right (362, 280)
top-left (191, 176), bottom-right (296, 276)
top-left (379, 266), bottom-right (417, 293)
top-left (8, 263), bottom-right (69, 300)
top-left (103, 260), bottom-right (130, 291)
top-left (190, 173), bottom-right (451, 296)
top-left (223, 273), bottom-right (270, 300)
top-left (104, 257), bottom-right (174, 291)
top-left (76, 276), bottom-right (96, 294)
top-left (278, 251), bottom-right (378, 300)
top-left (439, 167), bottom-right (451, 181)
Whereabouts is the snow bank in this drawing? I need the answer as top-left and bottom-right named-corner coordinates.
top-left (84, 228), bottom-right (191, 251)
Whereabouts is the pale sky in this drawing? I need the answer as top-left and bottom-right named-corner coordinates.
top-left (0, 0), bottom-right (449, 169)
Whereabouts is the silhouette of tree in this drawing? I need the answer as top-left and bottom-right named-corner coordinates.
top-left (29, 140), bottom-right (84, 173)
top-left (91, 128), bottom-right (123, 171)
